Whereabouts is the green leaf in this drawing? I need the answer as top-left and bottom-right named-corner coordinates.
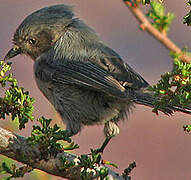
top-left (147, 0), bottom-right (175, 33)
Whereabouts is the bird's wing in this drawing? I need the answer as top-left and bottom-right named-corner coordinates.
top-left (92, 56), bottom-right (149, 90)
top-left (91, 45), bottom-right (149, 90)
top-left (35, 43), bottom-right (149, 99)
top-left (35, 59), bottom-right (127, 98)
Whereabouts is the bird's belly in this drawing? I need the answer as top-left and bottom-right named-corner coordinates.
top-left (34, 77), bottom-right (129, 125)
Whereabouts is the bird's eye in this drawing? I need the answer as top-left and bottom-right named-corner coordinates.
top-left (28, 38), bottom-right (36, 45)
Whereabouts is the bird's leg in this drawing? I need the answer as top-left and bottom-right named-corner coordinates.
top-left (96, 121), bottom-right (120, 153)
top-left (96, 136), bottom-right (112, 153)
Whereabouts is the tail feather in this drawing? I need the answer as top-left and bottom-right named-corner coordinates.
top-left (131, 90), bottom-right (191, 115)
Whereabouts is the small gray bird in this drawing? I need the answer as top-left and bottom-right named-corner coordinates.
top-left (4, 4), bottom-right (191, 151)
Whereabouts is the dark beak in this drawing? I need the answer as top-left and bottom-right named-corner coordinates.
top-left (4, 46), bottom-right (22, 61)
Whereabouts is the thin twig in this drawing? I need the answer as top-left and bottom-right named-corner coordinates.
top-left (122, 0), bottom-right (191, 63)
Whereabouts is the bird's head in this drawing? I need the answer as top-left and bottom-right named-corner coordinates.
top-left (4, 4), bottom-right (74, 61)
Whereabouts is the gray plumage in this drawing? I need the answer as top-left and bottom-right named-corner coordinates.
top-left (4, 4), bottom-right (191, 137)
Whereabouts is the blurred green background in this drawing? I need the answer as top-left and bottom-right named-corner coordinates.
top-left (0, 0), bottom-right (191, 179)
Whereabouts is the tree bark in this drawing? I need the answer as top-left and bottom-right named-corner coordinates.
top-left (0, 127), bottom-right (125, 180)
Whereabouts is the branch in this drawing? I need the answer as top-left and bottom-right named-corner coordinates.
top-left (0, 127), bottom-right (125, 180)
top-left (122, 0), bottom-right (191, 63)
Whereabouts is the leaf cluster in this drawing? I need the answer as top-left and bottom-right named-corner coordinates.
top-left (0, 61), bottom-right (35, 129)
top-left (59, 156), bottom-right (76, 170)
top-left (148, 52), bottom-right (191, 114)
top-left (0, 162), bottom-right (32, 180)
top-left (183, 124), bottom-right (191, 132)
top-left (146, 1), bottom-right (175, 34)
top-left (183, 1), bottom-right (191, 26)
top-left (60, 148), bottom-right (120, 180)
top-left (78, 149), bottom-right (109, 180)
top-left (77, 149), bottom-right (135, 180)
top-left (27, 117), bottom-right (79, 154)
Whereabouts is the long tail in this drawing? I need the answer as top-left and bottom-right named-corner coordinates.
top-left (131, 90), bottom-right (191, 115)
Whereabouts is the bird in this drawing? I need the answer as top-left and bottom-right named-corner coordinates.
top-left (4, 4), bottom-right (191, 152)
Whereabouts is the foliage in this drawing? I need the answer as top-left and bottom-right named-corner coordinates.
top-left (78, 149), bottom-right (111, 180)
top-left (148, 49), bottom-right (191, 134)
top-left (75, 149), bottom-right (135, 180)
top-left (27, 117), bottom-right (79, 154)
top-left (60, 148), bottom-right (135, 180)
top-left (183, 1), bottom-right (191, 26)
top-left (148, 52), bottom-right (191, 114)
top-left (183, 124), bottom-right (191, 132)
top-left (146, 1), bottom-right (175, 34)
top-left (0, 61), bottom-right (35, 129)
top-left (59, 156), bottom-right (76, 170)
top-left (0, 162), bottom-right (33, 180)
